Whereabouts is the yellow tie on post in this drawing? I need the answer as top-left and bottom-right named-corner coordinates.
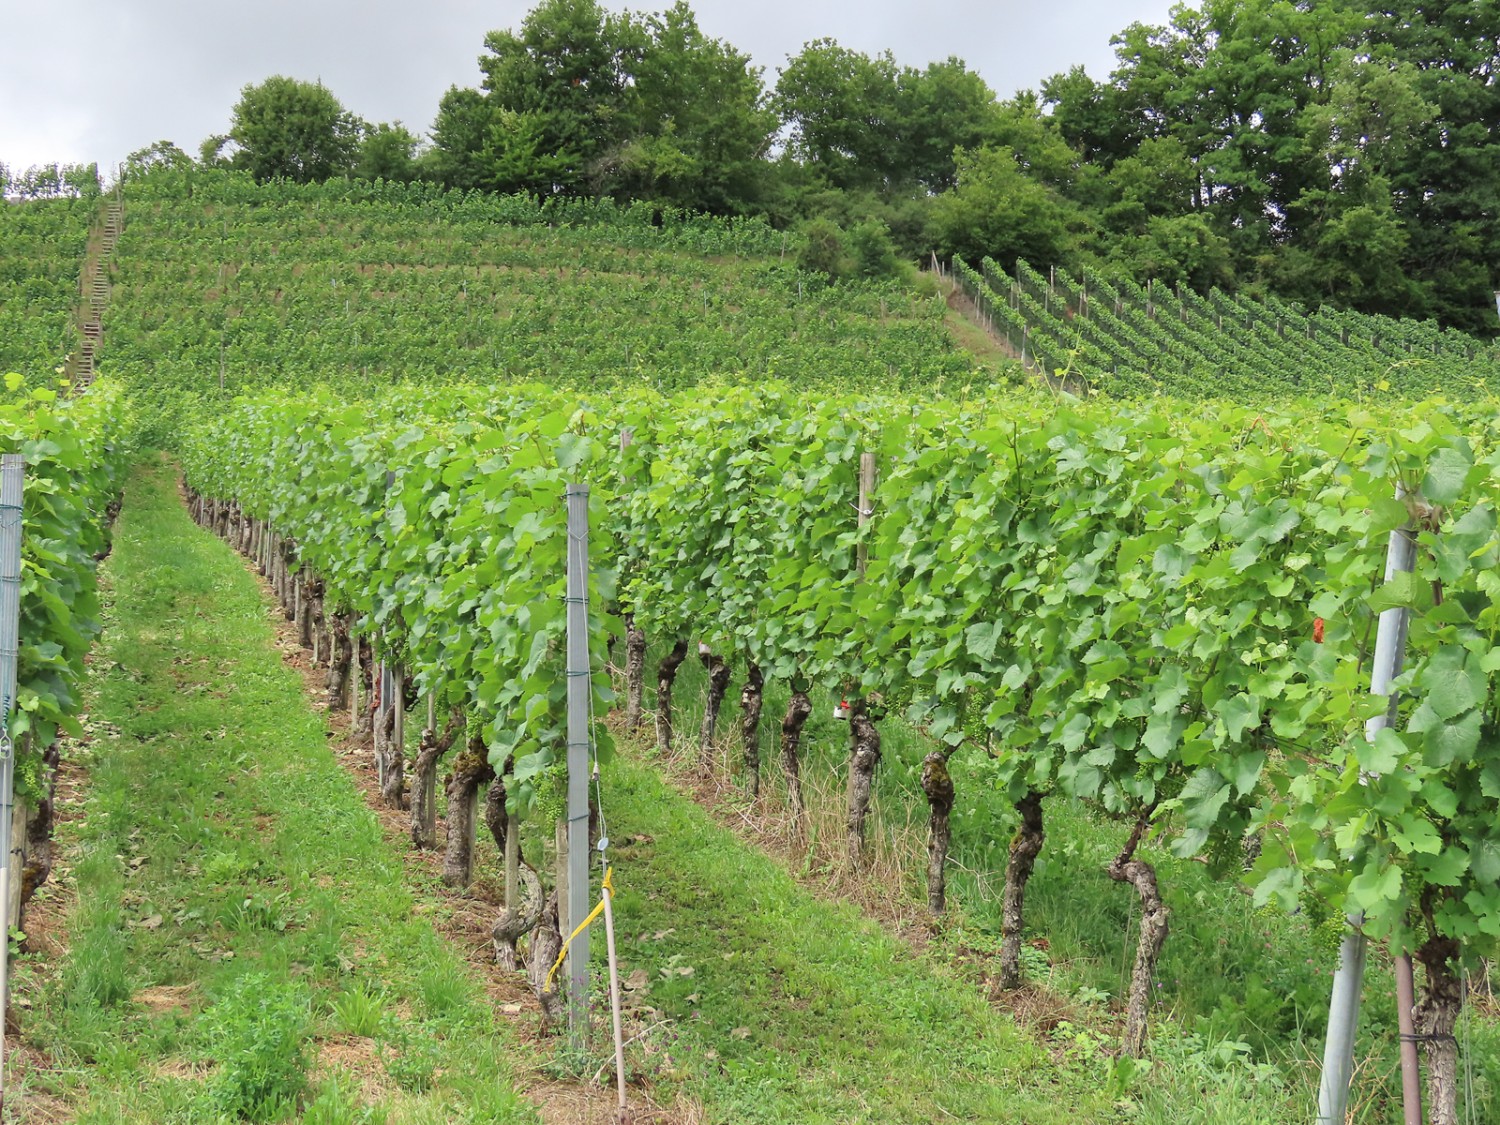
top-left (546, 866), bottom-right (614, 991)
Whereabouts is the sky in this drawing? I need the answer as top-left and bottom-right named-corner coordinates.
top-left (0, 0), bottom-right (1179, 176)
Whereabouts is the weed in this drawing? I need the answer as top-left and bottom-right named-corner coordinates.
top-left (303, 1074), bottom-right (389, 1125)
top-left (329, 983), bottom-right (390, 1038)
top-left (199, 972), bottom-right (312, 1120)
top-left (383, 1023), bottom-right (444, 1093)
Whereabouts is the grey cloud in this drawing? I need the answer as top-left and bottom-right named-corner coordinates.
top-left (1, 0), bottom-right (1177, 173)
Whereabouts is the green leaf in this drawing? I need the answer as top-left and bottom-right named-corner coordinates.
top-left (1472, 840), bottom-right (1500, 884)
top-left (1422, 445), bottom-right (1472, 507)
top-left (965, 621), bottom-right (1003, 664)
top-left (1229, 751), bottom-right (1266, 797)
top-left (1356, 728), bottom-right (1405, 775)
top-left (1217, 693), bottom-right (1260, 742)
top-left (1180, 767), bottom-right (1231, 830)
top-left (1368, 571), bottom-right (1423, 615)
top-left (1421, 647), bottom-right (1479, 722)
top-left (1349, 861), bottom-right (1402, 908)
top-left (1423, 710), bottom-right (1482, 767)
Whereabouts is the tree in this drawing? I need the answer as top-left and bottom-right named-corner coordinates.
top-left (355, 123), bottom-right (421, 182)
top-left (124, 140), bottom-right (192, 179)
top-left (1041, 65), bottom-right (1136, 166)
top-left (425, 87), bottom-right (499, 191)
top-left (601, 2), bottom-right (775, 211)
top-left (892, 58), bottom-right (1000, 192)
top-left (477, 0), bottom-right (635, 194)
top-left (774, 39), bottom-right (900, 191)
top-left (931, 146), bottom-right (1078, 269)
top-left (229, 76), bottom-right (362, 183)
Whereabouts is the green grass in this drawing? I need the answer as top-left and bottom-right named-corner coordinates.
top-left (19, 457), bottom-right (538, 1124)
top-left (605, 755), bottom-right (1117, 1123)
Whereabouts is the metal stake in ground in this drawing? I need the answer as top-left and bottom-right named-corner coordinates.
top-left (564, 483), bottom-right (592, 1044)
top-left (0, 454), bottom-right (25, 1116)
top-left (1316, 493), bottom-right (1417, 1125)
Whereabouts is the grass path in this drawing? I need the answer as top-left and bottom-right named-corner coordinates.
top-left (18, 458), bottom-right (540, 1124)
top-left (17, 456), bottom-right (1117, 1124)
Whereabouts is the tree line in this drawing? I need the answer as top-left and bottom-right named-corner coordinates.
top-left (126, 0), bottom-right (1500, 334)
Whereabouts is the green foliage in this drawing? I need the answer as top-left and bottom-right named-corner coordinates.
top-left (123, 140), bottom-right (193, 180)
top-left (0, 196), bottom-right (94, 377)
top-left (328, 984), bottom-right (390, 1038)
top-left (383, 1025), bottom-right (444, 1093)
top-left (179, 385), bottom-right (621, 818)
top-left (933, 147), bottom-right (1078, 270)
top-left (795, 217), bottom-right (849, 279)
top-left (229, 75), bottom-right (363, 184)
top-left (774, 39), bottom-right (998, 194)
top-left (354, 123), bottom-right (420, 184)
top-left (31, 461), bottom-right (540, 1119)
top-left (200, 972), bottom-right (312, 1120)
top-left (99, 169), bottom-right (971, 425)
top-left (0, 380), bottom-right (128, 791)
top-left (303, 1077), bottom-right (389, 1125)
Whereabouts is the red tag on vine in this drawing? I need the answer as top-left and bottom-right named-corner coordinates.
top-left (1313, 617), bottom-right (1325, 644)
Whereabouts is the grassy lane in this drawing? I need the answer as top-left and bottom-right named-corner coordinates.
top-left (605, 757), bottom-right (1117, 1124)
top-left (19, 458), bottom-right (539, 1124)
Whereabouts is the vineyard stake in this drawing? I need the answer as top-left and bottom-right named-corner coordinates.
top-left (0, 454), bottom-right (25, 1117)
top-left (1316, 491), bottom-right (1416, 1125)
top-left (856, 452), bottom-right (876, 578)
top-left (564, 482), bottom-right (592, 1044)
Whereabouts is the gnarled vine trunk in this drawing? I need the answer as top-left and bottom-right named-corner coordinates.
top-left (740, 663), bottom-right (764, 798)
top-left (278, 539), bottom-right (296, 620)
top-left (296, 574), bottom-right (319, 649)
top-left (920, 747), bottom-right (956, 914)
top-left (998, 789), bottom-right (1046, 990)
top-left (780, 689), bottom-right (812, 826)
top-left (352, 637), bottom-right (373, 741)
top-left (18, 736), bottom-right (59, 926)
top-left (655, 638), bottom-right (689, 753)
top-left (1415, 928), bottom-right (1462, 1125)
top-left (698, 648), bottom-right (732, 768)
top-left (528, 892), bottom-right (566, 1029)
top-left (441, 737), bottom-right (494, 887)
top-left (484, 771), bottom-right (540, 971)
top-left (846, 699), bottom-right (882, 868)
top-left (1108, 815), bottom-right (1169, 1058)
top-left (624, 615), bottom-right (647, 733)
top-left (409, 708), bottom-right (464, 849)
top-left (493, 861), bottom-right (544, 972)
top-left (326, 611), bottom-right (352, 710)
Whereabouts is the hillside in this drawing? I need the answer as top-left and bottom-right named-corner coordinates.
top-left (954, 257), bottom-right (1500, 400)
top-left (0, 196), bottom-right (92, 379)
top-left (92, 170), bottom-right (987, 437)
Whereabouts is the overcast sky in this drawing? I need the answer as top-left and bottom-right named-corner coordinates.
top-left (1, 0), bottom-right (1179, 175)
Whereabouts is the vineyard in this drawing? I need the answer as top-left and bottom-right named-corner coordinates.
top-left (176, 380), bottom-right (1500, 1120)
top-left (0, 198), bottom-right (94, 386)
top-left (98, 170), bottom-right (984, 441)
top-left (0, 375), bottom-right (126, 937)
top-left (953, 257), bottom-right (1500, 400)
top-left (1, 168), bottom-right (1499, 1124)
